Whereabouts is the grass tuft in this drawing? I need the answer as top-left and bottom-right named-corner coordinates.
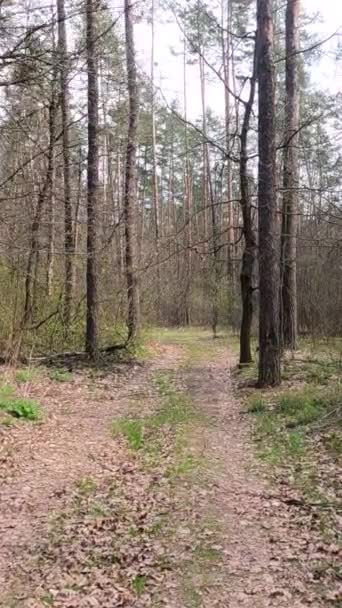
top-left (49, 369), bottom-right (73, 383)
top-left (246, 395), bottom-right (266, 414)
top-left (112, 419), bottom-right (144, 450)
top-left (131, 574), bottom-right (146, 597)
top-left (15, 368), bottom-right (40, 384)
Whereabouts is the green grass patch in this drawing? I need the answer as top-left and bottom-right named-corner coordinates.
top-left (246, 395), bottom-right (266, 414)
top-left (131, 574), bottom-right (146, 597)
top-left (249, 386), bottom-right (341, 469)
top-left (166, 454), bottom-right (203, 479)
top-left (112, 418), bottom-right (144, 450)
top-left (49, 369), bottom-right (73, 383)
top-left (15, 368), bottom-right (40, 384)
top-left (0, 384), bottom-right (40, 420)
top-left (112, 373), bottom-right (198, 453)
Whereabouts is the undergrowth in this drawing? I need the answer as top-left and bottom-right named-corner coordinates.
top-left (248, 387), bottom-right (341, 463)
top-left (0, 384), bottom-right (40, 421)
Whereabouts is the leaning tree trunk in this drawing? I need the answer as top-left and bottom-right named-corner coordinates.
top-left (239, 41), bottom-right (257, 366)
top-left (257, 0), bottom-right (281, 387)
top-left (85, 0), bottom-right (99, 358)
top-left (124, 0), bottom-right (140, 341)
top-left (280, 0), bottom-right (300, 349)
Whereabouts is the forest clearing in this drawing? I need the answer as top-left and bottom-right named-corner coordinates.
top-left (0, 0), bottom-right (341, 605)
top-left (0, 329), bottom-right (340, 607)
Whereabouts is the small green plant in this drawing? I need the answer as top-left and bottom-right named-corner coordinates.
top-left (0, 384), bottom-right (40, 421)
top-left (131, 574), bottom-right (146, 597)
top-left (49, 369), bottom-right (73, 383)
top-left (4, 398), bottom-right (40, 420)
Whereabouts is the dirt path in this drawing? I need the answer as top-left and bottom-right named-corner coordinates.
top-left (175, 346), bottom-right (310, 608)
top-left (0, 335), bottom-right (335, 607)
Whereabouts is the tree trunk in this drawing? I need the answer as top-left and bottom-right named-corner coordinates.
top-left (124, 0), bottom-right (140, 341)
top-left (280, 0), bottom-right (300, 349)
top-left (57, 0), bottom-right (74, 329)
top-left (85, 0), bottom-right (99, 358)
top-left (47, 18), bottom-right (57, 297)
top-left (221, 0), bottom-right (234, 279)
top-left (257, 0), bottom-right (281, 387)
top-left (183, 36), bottom-right (192, 326)
top-left (239, 41), bottom-right (257, 366)
top-left (24, 86), bottom-right (57, 324)
top-left (151, 0), bottom-right (161, 320)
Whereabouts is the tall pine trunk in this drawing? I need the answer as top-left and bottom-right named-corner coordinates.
top-left (221, 0), bottom-right (234, 280)
top-left (124, 0), bottom-right (140, 341)
top-left (239, 41), bottom-right (257, 365)
top-left (257, 0), bottom-right (281, 387)
top-left (85, 0), bottom-right (99, 358)
top-left (280, 0), bottom-right (300, 349)
top-left (57, 0), bottom-right (74, 329)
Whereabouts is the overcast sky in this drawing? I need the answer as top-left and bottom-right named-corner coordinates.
top-left (135, 0), bottom-right (342, 117)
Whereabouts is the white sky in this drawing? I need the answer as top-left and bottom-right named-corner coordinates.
top-left (135, 0), bottom-right (342, 117)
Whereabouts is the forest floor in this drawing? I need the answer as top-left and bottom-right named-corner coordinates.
top-left (0, 329), bottom-right (340, 608)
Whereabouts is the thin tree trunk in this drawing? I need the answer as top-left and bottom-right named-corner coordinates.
top-left (57, 0), bottom-right (74, 329)
top-left (85, 0), bottom-right (99, 358)
top-left (47, 19), bottom-right (57, 297)
top-left (199, 55), bottom-right (209, 245)
top-left (124, 0), bottom-right (140, 341)
top-left (280, 0), bottom-right (300, 349)
top-left (24, 89), bottom-right (57, 324)
top-left (151, 0), bottom-right (161, 319)
top-left (257, 0), bottom-right (281, 386)
top-left (222, 0), bottom-right (233, 279)
top-left (239, 41), bottom-right (257, 365)
top-left (151, 0), bottom-right (160, 242)
top-left (183, 36), bottom-right (192, 326)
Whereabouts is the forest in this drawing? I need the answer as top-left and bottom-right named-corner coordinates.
top-left (0, 0), bottom-right (341, 606)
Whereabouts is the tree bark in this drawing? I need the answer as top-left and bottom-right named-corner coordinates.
top-left (124, 0), bottom-right (140, 341)
top-left (85, 0), bottom-right (99, 358)
top-left (280, 0), bottom-right (300, 349)
top-left (24, 83), bottom-right (57, 324)
top-left (57, 0), bottom-right (74, 329)
top-left (239, 40), bottom-right (257, 365)
top-left (257, 0), bottom-right (281, 386)
top-left (221, 0), bottom-right (234, 279)
top-left (183, 36), bottom-right (192, 326)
